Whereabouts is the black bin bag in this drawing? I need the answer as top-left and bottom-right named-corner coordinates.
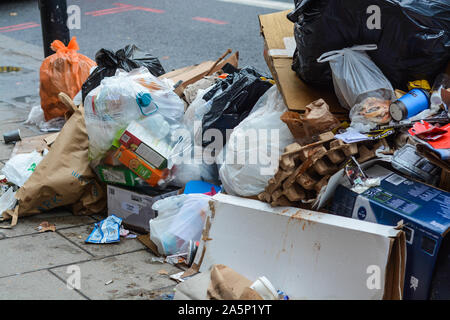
top-left (81, 45), bottom-right (165, 102)
top-left (288, 0), bottom-right (450, 90)
top-left (201, 64), bottom-right (273, 147)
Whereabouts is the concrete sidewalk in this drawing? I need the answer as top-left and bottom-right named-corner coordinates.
top-left (0, 34), bottom-right (179, 300)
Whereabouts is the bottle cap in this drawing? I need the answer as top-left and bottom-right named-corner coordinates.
top-left (136, 92), bottom-right (152, 107)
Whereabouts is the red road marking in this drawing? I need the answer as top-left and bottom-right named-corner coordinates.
top-left (192, 17), bottom-right (229, 25)
top-left (133, 6), bottom-right (165, 14)
top-left (0, 22), bottom-right (36, 30)
top-left (85, 3), bottom-right (165, 17)
top-left (87, 8), bottom-right (135, 17)
top-left (85, 7), bottom-right (134, 16)
top-left (0, 22), bottom-right (40, 33)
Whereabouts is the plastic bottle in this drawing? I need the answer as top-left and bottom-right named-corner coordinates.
top-left (138, 112), bottom-right (170, 139)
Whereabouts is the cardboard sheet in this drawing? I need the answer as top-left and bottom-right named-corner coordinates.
top-left (10, 133), bottom-right (57, 158)
top-left (191, 193), bottom-right (405, 300)
top-left (259, 10), bottom-right (347, 116)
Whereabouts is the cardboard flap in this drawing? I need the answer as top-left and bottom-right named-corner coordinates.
top-left (383, 232), bottom-right (406, 300)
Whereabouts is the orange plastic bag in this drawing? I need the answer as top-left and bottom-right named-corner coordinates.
top-left (39, 37), bottom-right (96, 121)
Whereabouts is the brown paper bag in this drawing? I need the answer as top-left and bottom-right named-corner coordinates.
top-left (1, 95), bottom-right (106, 228)
top-left (207, 264), bottom-right (263, 300)
top-left (281, 98), bottom-right (341, 145)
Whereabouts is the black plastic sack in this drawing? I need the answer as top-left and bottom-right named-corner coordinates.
top-left (201, 65), bottom-right (273, 147)
top-left (81, 45), bottom-right (165, 102)
top-left (288, 0), bottom-right (450, 90)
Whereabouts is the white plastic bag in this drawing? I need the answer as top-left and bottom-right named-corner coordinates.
top-left (0, 187), bottom-right (17, 215)
top-left (25, 105), bottom-right (65, 132)
top-left (218, 86), bottom-right (295, 196)
top-left (84, 67), bottom-right (185, 162)
top-left (1, 150), bottom-right (44, 187)
top-left (317, 45), bottom-right (395, 132)
top-left (25, 105), bottom-right (45, 126)
top-left (150, 194), bottom-right (210, 256)
top-left (171, 84), bottom-right (222, 187)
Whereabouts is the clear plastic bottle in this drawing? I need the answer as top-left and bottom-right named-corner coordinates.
top-left (138, 112), bottom-right (170, 140)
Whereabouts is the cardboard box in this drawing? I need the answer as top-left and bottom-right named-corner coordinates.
top-left (114, 145), bottom-right (168, 187)
top-left (259, 11), bottom-right (346, 116)
top-left (119, 121), bottom-right (171, 170)
top-left (96, 165), bottom-right (141, 187)
top-left (107, 185), bottom-right (179, 233)
top-left (188, 193), bottom-right (405, 299)
top-left (330, 164), bottom-right (450, 299)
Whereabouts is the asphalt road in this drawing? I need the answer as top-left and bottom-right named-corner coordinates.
top-left (0, 0), bottom-right (294, 73)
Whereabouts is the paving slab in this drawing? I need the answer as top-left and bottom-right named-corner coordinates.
top-left (0, 34), bottom-right (42, 107)
top-left (58, 224), bottom-right (145, 258)
top-left (0, 232), bottom-right (91, 277)
top-left (0, 143), bottom-right (13, 162)
top-left (0, 210), bottom-right (96, 238)
top-left (90, 213), bottom-right (108, 222)
top-left (0, 270), bottom-right (86, 300)
top-left (51, 251), bottom-right (181, 300)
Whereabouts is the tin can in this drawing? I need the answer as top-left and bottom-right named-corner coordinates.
top-left (389, 88), bottom-right (430, 121)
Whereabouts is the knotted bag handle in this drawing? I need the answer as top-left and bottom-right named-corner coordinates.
top-left (317, 44), bottom-right (378, 63)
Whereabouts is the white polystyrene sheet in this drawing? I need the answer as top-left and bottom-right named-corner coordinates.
top-left (196, 193), bottom-right (402, 300)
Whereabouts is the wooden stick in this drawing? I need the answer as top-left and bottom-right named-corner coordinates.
top-left (205, 48), bottom-right (232, 76)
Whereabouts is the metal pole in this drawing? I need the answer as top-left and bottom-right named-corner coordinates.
top-left (38, 0), bottom-right (70, 57)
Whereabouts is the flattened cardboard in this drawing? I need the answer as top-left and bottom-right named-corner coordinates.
top-left (10, 133), bottom-right (56, 158)
top-left (192, 193), bottom-right (406, 300)
top-left (259, 10), bottom-right (346, 115)
top-left (137, 233), bottom-right (161, 257)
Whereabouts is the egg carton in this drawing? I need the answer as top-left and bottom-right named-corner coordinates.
top-left (259, 136), bottom-right (387, 207)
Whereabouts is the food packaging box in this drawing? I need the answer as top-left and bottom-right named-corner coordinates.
top-left (114, 145), bottom-right (169, 187)
top-left (107, 185), bottom-right (179, 233)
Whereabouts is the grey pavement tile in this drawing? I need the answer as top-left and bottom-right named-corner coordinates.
top-left (0, 34), bottom-right (44, 65)
top-left (51, 251), bottom-right (181, 300)
top-left (58, 224), bottom-right (145, 258)
top-left (0, 232), bottom-right (92, 277)
top-left (0, 143), bottom-right (13, 161)
top-left (0, 210), bottom-right (97, 238)
top-left (0, 270), bottom-right (86, 300)
top-left (0, 101), bottom-right (29, 122)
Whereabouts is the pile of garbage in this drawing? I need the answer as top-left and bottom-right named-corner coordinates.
top-left (1, 1), bottom-right (449, 300)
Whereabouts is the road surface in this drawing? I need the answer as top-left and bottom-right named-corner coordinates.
top-left (0, 0), bottom-right (295, 73)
